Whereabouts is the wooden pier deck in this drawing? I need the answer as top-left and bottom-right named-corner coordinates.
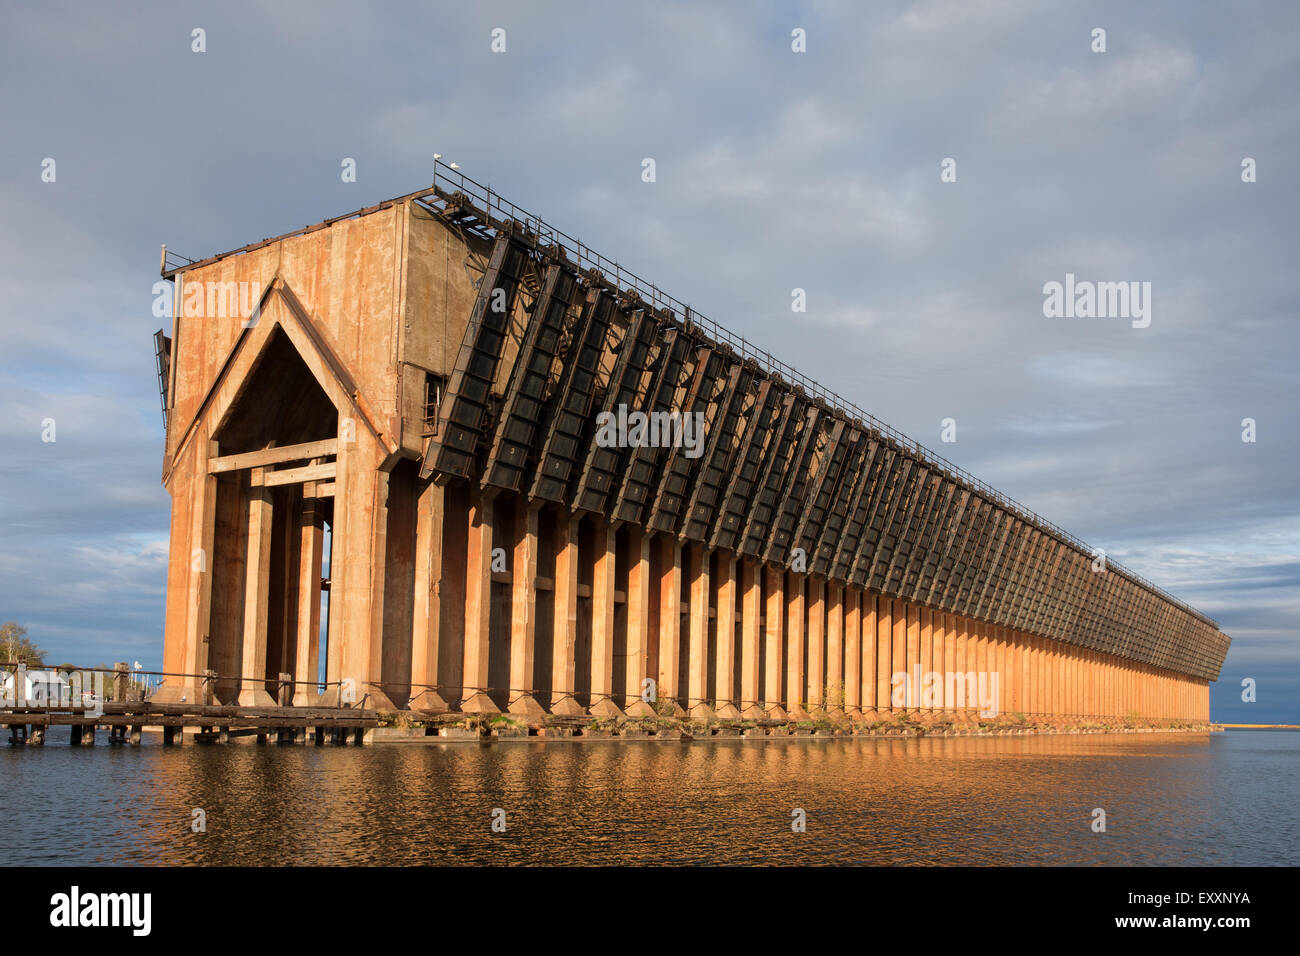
top-left (3, 701), bottom-right (380, 746)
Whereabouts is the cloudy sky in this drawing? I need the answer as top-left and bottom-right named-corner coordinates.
top-left (1, 1), bottom-right (1295, 722)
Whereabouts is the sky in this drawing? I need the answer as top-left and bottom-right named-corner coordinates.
top-left (0, 1), bottom-right (1295, 722)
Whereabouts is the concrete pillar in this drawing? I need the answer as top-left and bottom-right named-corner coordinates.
top-left (861, 592), bottom-right (879, 717)
top-left (1052, 639), bottom-right (1061, 718)
top-left (1029, 634), bottom-right (1040, 717)
top-left (1061, 644), bottom-right (1070, 716)
top-left (827, 582), bottom-right (844, 712)
top-left (740, 559), bottom-right (763, 718)
top-left (763, 564), bottom-right (787, 719)
top-left (714, 553), bottom-right (740, 718)
top-left (941, 613), bottom-right (951, 712)
top-left (1072, 648), bottom-right (1079, 717)
top-left (183, 448), bottom-right (217, 703)
top-left (943, 613), bottom-right (958, 714)
top-left (990, 625), bottom-right (1002, 716)
top-left (806, 576), bottom-right (824, 711)
top-left (1040, 636), bottom-right (1050, 717)
top-left (551, 513), bottom-right (585, 715)
top-left (920, 607), bottom-right (934, 713)
top-left (786, 572), bottom-right (809, 719)
top-left (905, 603), bottom-right (921, 712)
top-left (409, 482), bottom-right (449, 712)
top-left (876, 595), bottom-right (892, 716)
top-left (687, 544), bottom-right (714, 719)
top-left (1086, 649), bottom-right (1095, 718)
top-left (508, 503), bottom-right (545, 719)
top-left (461, 492), bottom-right (499, 714)
top-left (891, 600), bottom-right (907, 713)
top-left (1042, 636), bottom-right (1051, 717)
top-left (623, 527), bottom-right (655, 717)
top-left (953, 616), bottom-right (968, 715)
top-left (239, 472), bottom-right (275, 707)
top-left (590, 518), bottom-right (623, 717)
top-left (657, 536), bottom-right (684, 715)
top-left (843, 587), bottom-right (861, 716)
top-left (292, 496), bottom-right (324, 707)
top-left (1019, 633), bottom-right (1028, 716)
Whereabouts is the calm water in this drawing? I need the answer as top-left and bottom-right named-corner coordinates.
top-left (2, 730), bottom-right (1296, 865)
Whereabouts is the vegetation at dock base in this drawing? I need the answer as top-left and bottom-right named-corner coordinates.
top-left (370, 706), bottom-right (1215, 739)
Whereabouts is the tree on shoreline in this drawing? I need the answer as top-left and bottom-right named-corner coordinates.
top-left (0, 622), bottom-right (46, 665)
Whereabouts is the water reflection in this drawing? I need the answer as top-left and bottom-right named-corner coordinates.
top-left (2, 732), bottom-right (1295, 866)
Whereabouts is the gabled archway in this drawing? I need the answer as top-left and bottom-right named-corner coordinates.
top-left (207, 324), bottom-right (338, 706)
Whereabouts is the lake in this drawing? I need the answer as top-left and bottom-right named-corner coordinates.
top-left (3, 730), bottom-right (1296, 865)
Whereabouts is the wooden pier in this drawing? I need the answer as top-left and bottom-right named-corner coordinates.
top-left (3, 701), bottom-right (378, 747)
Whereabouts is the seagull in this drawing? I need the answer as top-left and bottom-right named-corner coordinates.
top-left (449, 162), bottom-right (459, 169)
top-left (434, 153), bottom-right (441, 161)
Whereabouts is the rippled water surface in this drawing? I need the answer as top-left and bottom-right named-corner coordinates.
top-left (3, 730), bottom-right (1296, 865)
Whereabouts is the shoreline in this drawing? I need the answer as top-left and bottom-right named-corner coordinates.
top-left (368, 712), bottom-right (1222, 744)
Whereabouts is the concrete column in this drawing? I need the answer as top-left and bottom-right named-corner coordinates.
top-left (944, 614), bottom-right (958, 714)
top-left (876, 595), bottom-right (892, 716)
top-left (1072, 648), bottom-right (1079, 717)
top-left (687, 544), bottom-right (714, 719)
top-left (714, 553), bottom-right (740, 718)
top-left (1086, 650), bottom-right (1095, 718)
top-left (623, 527), bottom-right (655, 717)
top-left (806, 576), bottom-right (825, 711)
top-left (1052, 639), bottom-right (1061, 717)
top-left (551, 513), bottom-right (584, 715)
top-left (988, 624), bottom-right (1001, 718)
top-left (239, 472), bottom-right (275, 707)
top-left (740, 559), bottom-right (762, 718)
top-left (905, 603), bottom-right (920, 712)
top-left (861, 592), bottom-right (879, 717)
top-left (292, 496), bottom-right (324, 706)
top-left (844, 587), bottom-right (861, 716)
top-left (409, 482), bottom-right (448, 712)
top-left (590, 518), bottom-right (622, 717)
top-left (763, 564), bottom-right (787, 719)
top-left (1017, 632), bottom-right (1027, 716)
top-left (953, 616), bottom-right (968, 715)
top-left (461, 492), bottom-right (498, 714)
top-left (920, 607), bottom-right (934, 713)
top-left (786, 573), bottom-right (809, 718)
top-left (184, 446), bottom-right (218, 702)
top-left (1045, 637), bottom-right (1053, 717)
top-left (1037, 635), bottom-right (1047, 717)
top-left (941, 613), bottom-right (951, 712)
top-left (1108, 656), bottom-right (1116, 718)
top-left (891, 601), bottom-right (907, 713)
top-left (657, 536), bottom-right (683, 715)
top-left (508, 503), bottom-right (545, 719)
top-left (1061, 644), bottom-right (1070, 716)
top-left (1037, 636), bottom-right (1046, 717)
top-left (827, 582), bottom-right (844, 712)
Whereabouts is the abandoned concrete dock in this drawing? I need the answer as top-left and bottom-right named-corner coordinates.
top-left (139, 161), bottom-right (1229, 738)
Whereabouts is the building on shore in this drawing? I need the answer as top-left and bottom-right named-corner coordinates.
top-left (153, 162), bottom-right (1231, 722)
